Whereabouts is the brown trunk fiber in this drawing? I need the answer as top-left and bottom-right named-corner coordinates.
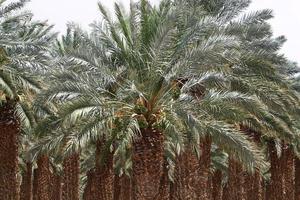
top-left (262, 179), bottom-right (266, 200)
top-left (227, 156), bottom-right (244, 200)
top-left (170, 136), bottom-right (211, 200)
top-left (82, 170), bottom-right (93, 200)
top-left (208, 175), bottom-right (213, 200)
top-left (268, 141), bottom-right (284, 200)
top-left (265, 181), bottom-right (271, 200)
top-left (254, 172), bottom-right (263, 200)
top-left (62, 153), bottom-right (80, 200)
top-left (113, 175), bottom-right (121, 200)
top-left (198, 135), bottom-right (212, 199)
top-left (33, 169), bottom-right (38, 200)
top-left (282, 145), bottom-right (294, 200)
top-left (0, 102), bottom-right (20, 200)
top-left (114, 175), bottom-right (132, 200)
top-left (84, 168), bottom-right (113, 200)
top-left (20, 163), bottom-right (33, 200)
top-left (243, 173), bottom-right (252, 200)
top-left (295, 157), bottom-right (300, 200)
top-left (83, 140), bottom-right (114, 200)
top-left (157, 162), bottom-right (170, 200)
top-left (170, 148), bottom-right (199, 200)
top-left (132, 128), bottom-right (164, 200)
top-left (212, 170), bottom-right (222, 200)
top-left (50, 174), bottom-right (62, 200)
top-left (222, 184), bottom-right (230, 200)
top-left (34, 155), bottom-right (51, 200)
top-left (244, 171), bottom-right (262, 200)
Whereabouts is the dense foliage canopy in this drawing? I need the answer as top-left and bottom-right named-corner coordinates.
top-left (0, 0), bottom-right (300, 199)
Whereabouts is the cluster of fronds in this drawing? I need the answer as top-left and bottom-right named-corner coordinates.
top-left (1, 0), bottom-right (300, 189)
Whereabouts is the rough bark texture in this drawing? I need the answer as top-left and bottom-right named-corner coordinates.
top-left (208, 175), bottom-right (213, 200)
top-left (262, 179), bottom-right (266, 200)
top-left (212, 170), bottom-right (222, 200)
top-left (113, 175), bottom-right (121, 200)
top-left (33, 169), bottom-right (38, 200)
top-left (244, 171), bottom-right (262, 200)
top-left (34, 155), bottom-right (51, 200)
top-left (170, 149), bottom-right (199, 200)
top-left (62, 153), bottom-right (80, 200)
top-left (114, 175), bottom-right (132, 200)
top-left (82, 170), bottom-right (93, 200)
top-left (157, 162), bottom-right (170, 200)
top-left (222, 184), bottom-right (230, 200)
top-left (268, 141), bottom-right (284, 200)
top-left (170, 136), bottom-right (212, 200)
top-left (132, 128), bottom-right (164, 200)
top-left (295, 157), bottom-right (300, 200)
top-left (265, 181), bottom-right (271, 200)
top-left (83, 140), bottom-right (114, 200)
top-left (50, 174), bottom-right (62, 200)
top-left (282, 145), bottom-right (294, 200)
top-left (227, 156), bottom-right (244, 200)
top-left (198, 136), bottom-right (212, 199)
top-left (20, 163), bottom-right (33, 200)
top-left (241, 127), bottom-right (263, 200)
top-left (83, 168), bottom-right (113, 200)
top-left (0, 102), bottom-right (20, 200)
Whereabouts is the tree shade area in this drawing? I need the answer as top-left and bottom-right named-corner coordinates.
top-left (0, 0), bottom-right (300, 199)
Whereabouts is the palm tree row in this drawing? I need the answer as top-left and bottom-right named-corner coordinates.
top-left (0, 0), bottom-right (300, 199)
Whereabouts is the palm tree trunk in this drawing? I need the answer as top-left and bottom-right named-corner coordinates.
top-left (244, 173), bottom-right (252, 200)
top-left (222, 184), bottom-right (230, 200)
top-left (227, 156), bottom-right (245, 200)
top-left (212, 170), bottom-right (222, 200)
top-left (33, 169), bottom-right (38, 200)
top-left (34, 155), bottom-right (51, 200)
top-left (114, 175), bottom-right (132, 200)
top-left (295, 157), bottom-right (300, 200)
top-left (50, 174), bottom-right (62, 200)
top-left (268, 141), bottom-right (283, 200)
top-left (0, 101), bottom-right (20, 200)
top-left (254, 172), bottom-right (263, 200)
top-left (82, 170), bottom-right (93, 200)
top-left (62, 153), bottom-right (80, 200)
top-left (262, 179), bottom-right (266, 200)
top-left (239, 126), bottom-right (263, 200)
top-left (20, 162), bottom-right (33, 200)
top-left (85, 168), bottom-right (113, 200)
top-left (208, 175), bottom-right (213, 200)
top-left (83, 140), bottom-right (114, 200)
top-left (169, 149), bottom-right (199, 200)
top-left (113, 175), bottom-right (122, 200)
top-left (265, 181), bottom-right (271, 200)
top-left (170, 136), bottom-right (211, 200)
top-left (245, 171), bottom-right (263, 200)
top-left (170, 152), bottom-right (188, 200)
top-left (282, 145), bottom-right (294, 200)
top-left (198, 135), bottom-right (212, 199)
top-left (132, 128), bottom-right (164, 200)
top-left (95, 142), bottom-right (114, 200)
top-left (157, 162), bottom-right (169, 200)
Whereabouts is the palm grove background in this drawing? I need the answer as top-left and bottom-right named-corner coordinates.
top-left (0, 0), bottom-right (300, 200)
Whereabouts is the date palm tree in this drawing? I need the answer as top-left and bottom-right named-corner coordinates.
top-left (196, 1), bottom-right (300, 199)
top-left (26, 1), bottom-right (299, 199)
top-left (172, 1), bottom-right (299, 199)
top-left (40, 1), bottom-right (269, 199)
top-left (291, 73), bottom-right (300, 200)
top-left (0, 0), bottom-right (55, 198)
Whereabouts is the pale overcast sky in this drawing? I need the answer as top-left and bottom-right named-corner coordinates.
top-left (25, 0), bottom-right (300, 64)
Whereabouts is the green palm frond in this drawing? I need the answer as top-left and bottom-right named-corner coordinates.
top-left (205, 121), bottom-right (267, 172)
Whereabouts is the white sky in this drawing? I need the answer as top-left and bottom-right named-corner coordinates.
top-left (25, 0), bottom-right (300, 64)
